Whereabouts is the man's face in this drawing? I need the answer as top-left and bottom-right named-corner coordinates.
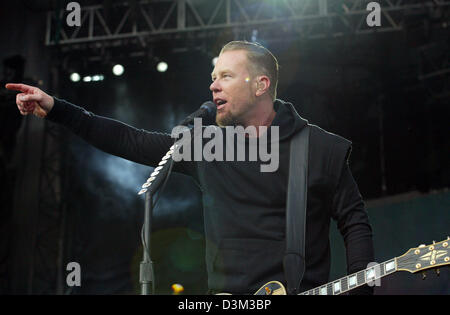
top-left (210, 50), bottom-right (257, 126)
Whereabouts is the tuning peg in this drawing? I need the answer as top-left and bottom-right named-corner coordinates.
top-left (419, 244), bottom-right (426, 248)
top-left (422, 272), bottom-right (427, 280)
top-left (436, 269), bottom-right (440, 277)
top-left (433, 240), bottom-right (436, 244)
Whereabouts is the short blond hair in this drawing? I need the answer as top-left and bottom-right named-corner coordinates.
top-left (220, 41), bottom-right (279, 101)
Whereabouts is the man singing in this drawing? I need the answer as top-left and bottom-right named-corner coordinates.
top-left (6, 41), bottom-right (374, 295)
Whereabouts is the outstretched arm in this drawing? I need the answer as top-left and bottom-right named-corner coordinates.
top-left (50, 97), bottom-right (176, 167)
top-left (5, 83), bottom-right (194, 174)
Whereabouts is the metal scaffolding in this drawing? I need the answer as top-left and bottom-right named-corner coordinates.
top-left (10, 113), bottom-right (68, 294)
top-left (45, 0), bottom-right (450, 47)
top-left (30, 121), bottom-right (67, 294)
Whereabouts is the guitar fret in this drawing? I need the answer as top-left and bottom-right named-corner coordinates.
top-left (333, 280), bottom-right (341, 294)
top-left (379, 262), bottom-right (386, 277)
top-left (341, 277), bottom-right (349, 292)
top-left (327, 283), bottom-right (333, 295)
top-left (357, 270), bottom-right (365, 286)
top-left (365, 267), bottom-right (376, 282)
top-left (348, 274), bottom-right (357, 288)
top-left (384, 259), bottom-right (396, 275)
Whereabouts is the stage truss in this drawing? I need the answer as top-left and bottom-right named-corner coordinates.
top-left (45, 0), bottom-right (450, 47)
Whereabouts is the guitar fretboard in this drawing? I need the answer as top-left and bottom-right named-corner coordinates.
top-left (299, 258), bottom-right (397, 295)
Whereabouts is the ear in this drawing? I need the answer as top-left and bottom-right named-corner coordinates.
top-left (255, 75), bottom-right (270, 97)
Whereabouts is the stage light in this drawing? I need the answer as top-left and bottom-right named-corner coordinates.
top-left (112, 64), bottom-right (124, 76)
top-left (92, 74), bottom-right (104, 81)
top-left (70, 72), bottom-right (81, 82)
top-left (212, 57), bottom-right (218, 66)
top-left (157, 61), bottom-right (168, 72)
top-left (83, 76), bottom-right (92, 82)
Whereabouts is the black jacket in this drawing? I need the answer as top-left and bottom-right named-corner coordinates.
top-left (47, 98), bottom-right (374, 294)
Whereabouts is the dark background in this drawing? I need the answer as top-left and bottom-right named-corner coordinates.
top-left (0, 0), bottom-right (449, 295)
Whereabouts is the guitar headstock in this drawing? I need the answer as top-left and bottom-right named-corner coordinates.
top-left (396, 237), bottom-right (450, 273)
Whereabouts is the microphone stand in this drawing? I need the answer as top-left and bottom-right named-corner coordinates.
top-left (138, 143), bottom-right (176, 295)
top-left (137, 104), bottom-right (215, 295)
top-left (140, 191), bottom-right (153, 295)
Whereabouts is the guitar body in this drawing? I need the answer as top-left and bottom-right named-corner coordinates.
top-left (216, 281), bottom-right (287, 295)
top-left (254, 281), bottom-right (287, 295)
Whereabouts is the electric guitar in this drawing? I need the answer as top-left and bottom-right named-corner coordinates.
top-left (221, 238), bottom-right (450, 295)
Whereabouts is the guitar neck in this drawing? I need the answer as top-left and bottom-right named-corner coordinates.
top-left (298, 258), bottom-right (398, 295)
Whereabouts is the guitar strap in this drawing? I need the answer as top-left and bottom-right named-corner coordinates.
top-left (283, 124), bottom-right (310, 295)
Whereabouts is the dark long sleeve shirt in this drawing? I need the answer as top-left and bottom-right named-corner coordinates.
top-left (47, 97), bottom-right (374, 295)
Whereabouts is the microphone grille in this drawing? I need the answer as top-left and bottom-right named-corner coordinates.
top-left (200, 101), bottom-right (217, 125)
top-left (201, 101), bottom-right (216, 114)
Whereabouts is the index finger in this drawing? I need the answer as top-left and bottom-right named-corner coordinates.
top-left (5, 83), bottom-right (35, 93)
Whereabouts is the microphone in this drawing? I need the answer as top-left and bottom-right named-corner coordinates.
top-left (178, 101), bottom-right (216, 126)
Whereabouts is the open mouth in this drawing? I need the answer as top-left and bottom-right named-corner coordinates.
top-left (215, 99), bottom-right (228, 110)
